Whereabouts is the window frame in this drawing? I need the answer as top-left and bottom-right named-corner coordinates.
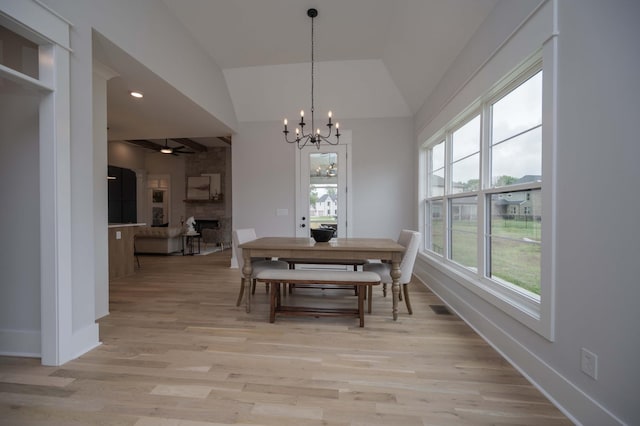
top-left (421, 51), bottom-right (556, 340)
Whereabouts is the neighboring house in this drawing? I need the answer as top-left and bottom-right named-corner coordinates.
top-left (313, 193), bottom-right (337, 217)
top-left (492, 175), bottom-right (542, 220)
top-left (433, 175), bottom-right (542, 222)
top-left (430, 174), bottom-right (466, 196)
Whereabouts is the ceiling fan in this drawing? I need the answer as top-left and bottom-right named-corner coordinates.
top-left (159, 139), bottom-right (195, 156)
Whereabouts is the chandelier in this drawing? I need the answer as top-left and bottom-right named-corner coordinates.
top-left (283, 8), bottom-right (340, 149)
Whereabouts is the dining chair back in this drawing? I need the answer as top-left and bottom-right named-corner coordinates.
top-left (232, 228), bottom-right (288, 306)
top-left (397, 229), bottom-right (421, 284)
top-left (233, 228), bottom-right (258, 273)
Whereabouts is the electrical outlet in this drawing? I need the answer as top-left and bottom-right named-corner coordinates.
top-left (581, 348), bottom-right (598, 380)
top-left (115, 231), bottom-right (122, 240)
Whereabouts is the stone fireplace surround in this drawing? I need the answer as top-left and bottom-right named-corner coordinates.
top-left (184, 148), bottom-right (231, 248)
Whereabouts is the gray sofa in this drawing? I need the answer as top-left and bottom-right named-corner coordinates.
top-left (134, 226), bottom-right (183, 254)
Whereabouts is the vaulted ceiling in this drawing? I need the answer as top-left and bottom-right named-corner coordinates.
top-left (101, 0), bottom-right (499, 143)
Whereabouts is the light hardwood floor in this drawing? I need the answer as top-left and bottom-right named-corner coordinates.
top-left (0, 251), bottom-right (572, 425)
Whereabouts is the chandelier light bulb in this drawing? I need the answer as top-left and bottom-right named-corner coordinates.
top-left (300, 110), bottom-right (304, 117)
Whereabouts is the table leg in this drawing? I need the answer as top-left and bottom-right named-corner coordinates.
top-left (358, 286), bottom-right (365, 327)
top-left (242, 252), bottom-right (253, 313)
top-left (269, 282), bottom-right (277, 323)
top-left (390, 260), bottom-right (402, 321)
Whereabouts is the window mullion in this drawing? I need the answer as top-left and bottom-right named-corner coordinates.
top-left (444, 132), bottom-right (452, 259)
top-left (478, 103), bottom-right (491, 279)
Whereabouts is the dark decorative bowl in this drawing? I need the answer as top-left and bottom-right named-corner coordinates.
top-left (311, 227), bottom-right (334, 243)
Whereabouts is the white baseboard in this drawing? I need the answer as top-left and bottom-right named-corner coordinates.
top-left (0, 328), bottom-right (41, 358)
top-left (0, 323), bottom-right (101, 366)
top-left (414, 260), bottom-right (625, 426)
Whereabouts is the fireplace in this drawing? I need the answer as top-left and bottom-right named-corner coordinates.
top-left (194, 219), bottom-right (224, 246)
top-left (195, 218), bottom-right (219, 233)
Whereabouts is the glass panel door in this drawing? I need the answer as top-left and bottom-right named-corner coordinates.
top-left (296, 144), bottom-right (347, 237)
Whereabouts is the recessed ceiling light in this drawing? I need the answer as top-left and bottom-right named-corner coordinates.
top-left (130, 91), bottom-right (143, 98)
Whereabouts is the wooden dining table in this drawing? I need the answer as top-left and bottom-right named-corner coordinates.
top-left (239, 237), bottom-right (406, 320)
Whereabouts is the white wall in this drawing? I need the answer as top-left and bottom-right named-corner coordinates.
top-left (232, 117), bottom-right (414, 240)
top-left (232, 121), bottom-right (297, 237)
top-left (0, 84), bottom-right (41, 356)
top-left (343, 117), bottom-right (415, 238)
top-left (413, 0), bottom-right (640, 424)
top-left (553, 0), bottom-right (640, 423)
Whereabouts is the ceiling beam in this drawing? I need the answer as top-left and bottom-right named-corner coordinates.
top-left (217, 136), bottom-right (232, 145)
top-left (171, 138), bottom-right (208, 152)
top-left (126, 139), bottom-right (162, 151)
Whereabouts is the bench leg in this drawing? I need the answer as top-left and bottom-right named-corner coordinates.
top-left (276, 282), bottom-right (282, 309)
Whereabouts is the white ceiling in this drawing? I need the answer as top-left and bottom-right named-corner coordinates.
top-left (101, 0), bottom-right (499, 143)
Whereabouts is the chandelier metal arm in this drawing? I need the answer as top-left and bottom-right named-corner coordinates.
top-left (284, 120), bottom-right (340, 149)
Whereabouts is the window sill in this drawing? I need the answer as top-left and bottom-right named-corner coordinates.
top-left (418, 251), bottom-right (552, 340)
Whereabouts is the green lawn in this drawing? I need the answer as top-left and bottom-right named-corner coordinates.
top-left (310, 216), bottom-right (337, 230)
top-left (430, 218), bottom-right (541, 295)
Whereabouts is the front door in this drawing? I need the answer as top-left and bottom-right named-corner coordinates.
top-left (295, 142), bottom-right (351, 237)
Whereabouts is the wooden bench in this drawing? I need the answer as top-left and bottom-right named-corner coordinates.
top-left (278, 258), bottom-right (368, 294)
top-left (255, 269), bottom-right (381, 327)
top-left (279, 258), bottom-right (366, 271)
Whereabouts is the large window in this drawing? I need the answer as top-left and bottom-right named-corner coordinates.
top-left (424, 60), bottom-right (546, 324)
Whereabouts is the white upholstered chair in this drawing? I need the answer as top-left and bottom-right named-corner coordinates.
top-left (363, 230), bottom-right (421, 314)
top-left (233, 228), bottom-right (288, 306)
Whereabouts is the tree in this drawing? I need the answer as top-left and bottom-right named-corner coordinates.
top-left (495, 175), bottom-right (517, 187)
top-left (462, 179), bottom-right (479, 192)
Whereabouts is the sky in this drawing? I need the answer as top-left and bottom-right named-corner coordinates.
top-left (430, 70), bottom-right (542, 188)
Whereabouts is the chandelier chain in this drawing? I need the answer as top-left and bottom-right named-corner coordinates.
top-left (310, 11), bottom-right (315, 133)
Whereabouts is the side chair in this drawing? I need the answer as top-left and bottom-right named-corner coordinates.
top-left (232, 228), bottom-right (288, 306)
top-left (363, 229), bottom-right (421, 314)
